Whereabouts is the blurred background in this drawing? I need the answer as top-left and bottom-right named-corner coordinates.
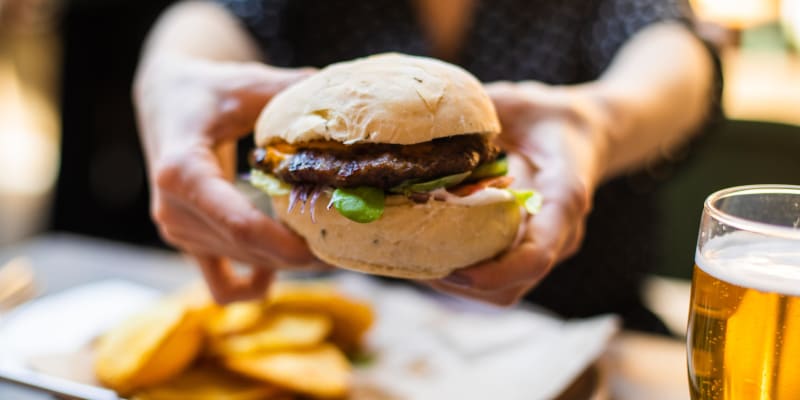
top-left (1, 0), bottom-right (799, 281)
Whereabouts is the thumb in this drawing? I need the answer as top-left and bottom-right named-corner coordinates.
top-left (243, 64), bottom-right (317, 98)
top-left (218, 63), bottom-right (316, 100)
top-left (212, 64), bottom-right (316, 139)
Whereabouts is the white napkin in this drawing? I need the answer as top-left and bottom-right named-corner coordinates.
top-left (338, 275), bottom-right (619, 400)
top-left (0, 277), bottom-right (618, 400)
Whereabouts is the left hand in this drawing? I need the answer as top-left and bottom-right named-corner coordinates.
top-left (428, 81), bottom-right (610, 306)
top-left (135, 59), bottom-right (318, 303)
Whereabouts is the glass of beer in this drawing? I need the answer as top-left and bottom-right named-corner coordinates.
top-left (687, 185), bottom-right (800, 400)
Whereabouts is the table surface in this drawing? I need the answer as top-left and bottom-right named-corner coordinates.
top-left (0, 234), bottom-right (691, 400)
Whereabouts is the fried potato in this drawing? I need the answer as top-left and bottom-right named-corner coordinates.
top-left (267, 282), bottom-right (374, 351)
top-left (94, 299), bottom-right (203, 395)
top-left (131, 364), bottom-right (292, 400)
top-left (211, 312), bottom-right (332, 357)
top-left (224, 343), bottom-right (351, 399)
top-left (95, 280), bottom-right (374, 399)
top-left (205, 301), bottom-right (264, 337)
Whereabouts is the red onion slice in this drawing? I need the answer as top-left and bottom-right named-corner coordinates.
top-left (308, 189), bottom-right (322, 223)
top-left (287, 186), bottom-right (301, 213)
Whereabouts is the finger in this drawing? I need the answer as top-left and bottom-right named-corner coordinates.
top-left (157, 193), bottom-right (316, 268)
top-left (441, 242), bottom-right (552, 293)
top-left (192, 175), bottom-right (314, 263)
top-left (485, 80), bottom-right (563, 111)
top-left (157, 148), bottom-right (314, 265)
top-left (195, 255), bottom-right (274, 304)
top-left (484, 82), bottom-right (526, 113)
top-left (440, 202), bottom-right (569, 292)
top-left (209, 64), bottom-right (316, 139)
top-left (483, 80), bottom-right (516, 96)
top-left (153, 192), bottom-right (220, 244)
top-left (217, 63), bottom-right (315, 97)
top-left (561, 222), bottom-right (585, 261)
top-left (156, 184), bottom-right (323, 269)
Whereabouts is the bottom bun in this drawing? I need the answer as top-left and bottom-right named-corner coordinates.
top-left (272, 193), bottom-right (521, 279)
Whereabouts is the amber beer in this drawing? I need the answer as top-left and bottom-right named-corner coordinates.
top-left (687, 233), bottom-right (800, 400)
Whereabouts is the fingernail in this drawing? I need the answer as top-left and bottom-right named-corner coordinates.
top-left (443, 273), bottom-right (472, 287)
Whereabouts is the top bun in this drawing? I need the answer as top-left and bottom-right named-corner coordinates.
top-left (255, 53), bottom-right (500, 146)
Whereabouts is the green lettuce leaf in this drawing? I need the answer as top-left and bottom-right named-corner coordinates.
top-left (249, 170), bottom-right (291, 196)
top-left (508, 189), bottom-right (543, 214)
top-left (389, 171), bottom-right (471, 195)
top-left (469, 157), bottom-right (508, 180)
top-left (331, 187), bottom-right (385, 223)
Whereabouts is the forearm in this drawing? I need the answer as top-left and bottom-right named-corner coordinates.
top-left (140, 1), bottom-right (262, 65)
top-left (133, 1), bottom-right (274, 176)
top-left (134, 1), bottom-right (265, 109)
top-left (576, 22), bottom-right (715, 181)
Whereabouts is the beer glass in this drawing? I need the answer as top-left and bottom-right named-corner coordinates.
top-left (687, 185), bottom-right (800, 400)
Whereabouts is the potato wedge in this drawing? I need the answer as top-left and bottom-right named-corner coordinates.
top-left (267, 282), bottom-right (374, 351)
top-left (131, 364), bottom-right (291, 400)
top-left (224, 343), bottom-right (351, 399)
top-left (94, 299), bottom-right (203, 395)
top-left (211, 312), bottom-right (332, 356)
top-left (205, 301), bottom-right (264, 337)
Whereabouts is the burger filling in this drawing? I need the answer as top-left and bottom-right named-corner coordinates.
top-left (249, 134), bottom-right (540, 223)
top-left (250, 135), bottom-right (500, 189)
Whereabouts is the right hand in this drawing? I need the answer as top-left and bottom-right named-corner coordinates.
top-left (134, 58), bottom-right (317, 303)
top-left (430, 81), bottom-right (603, 306)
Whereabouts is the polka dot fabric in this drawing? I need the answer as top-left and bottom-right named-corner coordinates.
top-left (217, 0), bottom-right (693, 83)
top-left (582, 0), bottom-right (692, 75)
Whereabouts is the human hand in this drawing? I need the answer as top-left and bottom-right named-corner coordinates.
top-left (429, 81), bottom-right (610, 306)
top-left (134, 58), bottom-right (317, 303)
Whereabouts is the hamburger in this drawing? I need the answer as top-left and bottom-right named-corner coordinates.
top-left (249, 53), bottom-right (540, 279)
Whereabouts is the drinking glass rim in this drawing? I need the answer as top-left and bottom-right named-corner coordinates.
top-left (705, 184), bottom-right (800, 240)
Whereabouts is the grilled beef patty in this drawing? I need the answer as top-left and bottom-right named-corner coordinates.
top-left (251, 134), bottom-right (499, 189)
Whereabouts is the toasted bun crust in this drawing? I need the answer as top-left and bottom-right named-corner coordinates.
top-left (255, 53), bottom-right (501, 146)
top-left (272, 194), bottom-right (521, 279)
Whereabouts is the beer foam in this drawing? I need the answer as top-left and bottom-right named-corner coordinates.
top-left (696, 231), bottom-right (800, 295)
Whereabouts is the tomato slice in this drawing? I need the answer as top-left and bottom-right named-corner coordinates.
top-left (448, 175), bottom-right (514, 197)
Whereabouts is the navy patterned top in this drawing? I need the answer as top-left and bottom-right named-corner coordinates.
top-left (218, 0), bottom-right (716, 333)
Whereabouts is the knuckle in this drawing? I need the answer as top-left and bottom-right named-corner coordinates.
top-left (278, 246), bottom-right (313, 265)
top-left (150, 203), bottom-right (167, 225)
top-left (157, 226), bottom-right (181, 246)
top-left (224, 214), bottom-right (255, 244)
top-left (537, 250), bottom-right (558, 273)
top-left (153, 153), bottom-right (189, 192)
top-left (150, 200), bottom-right (184, 234)
top-left (571, 182), bottom-right (592, 214)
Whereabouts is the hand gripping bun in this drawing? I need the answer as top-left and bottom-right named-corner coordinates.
top-left (255, 53), bottom-right (520, 279)
top-left (272, 193), bottom-right (521, 279)
top-left (255, 53), bottom-right (501, 146)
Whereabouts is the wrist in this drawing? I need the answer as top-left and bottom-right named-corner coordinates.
top-left (526, 83), bottom-right (614, 193)
top-left (559, 87), bottom-right (614, 192)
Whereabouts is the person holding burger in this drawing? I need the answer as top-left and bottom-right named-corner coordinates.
top-left (135, 0), bottom-right (717, 331)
